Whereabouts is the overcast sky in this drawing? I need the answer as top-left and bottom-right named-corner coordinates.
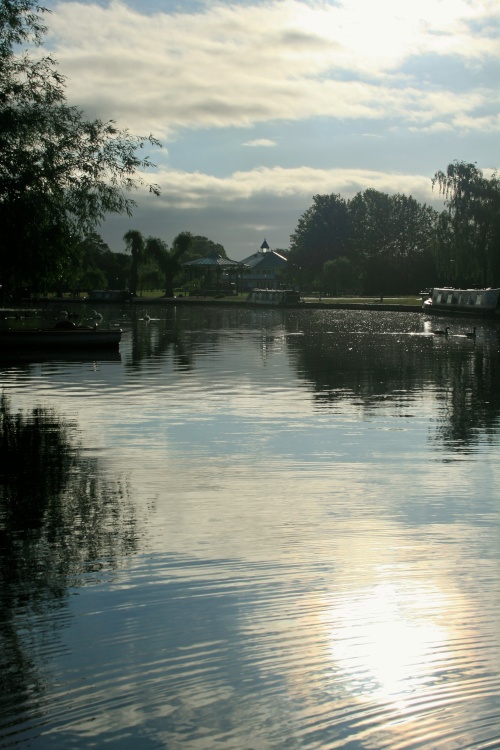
top-left (41, 0), bottom-right (499, 260)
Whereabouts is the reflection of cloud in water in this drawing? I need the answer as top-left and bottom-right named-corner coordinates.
top-left (48, 533), bottom-right (500, 749)
top-left (1, 307), bottom-right (500, 747)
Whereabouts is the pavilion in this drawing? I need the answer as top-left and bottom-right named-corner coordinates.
top-left (182, 254), bottom-right (247, 293)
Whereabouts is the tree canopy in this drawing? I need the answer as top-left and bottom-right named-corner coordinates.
top-left (182, 235), bottom-right (227, 263)
top-left (123, 229), bottom-right (193, 296)
top-left (289, 189), bottom-right (438, 294)
top-left (289, 194), bottom-right (350, 284)
top-left (432, 161), bottom-right (500, 286)
top-left (146, 231), bottom-right (192, 297)
top-left (0, 0), bottom-right (160, 297)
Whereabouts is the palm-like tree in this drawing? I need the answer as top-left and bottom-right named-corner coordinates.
top-left (123, 229), bottom-right (144, 296)
top-left (146, 232), bottom-right (192, 297)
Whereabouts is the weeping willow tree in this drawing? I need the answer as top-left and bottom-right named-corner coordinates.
top-left (0, 1), bottom-right (160, 298)
top-left (432, 162), bottom-right (500, 286)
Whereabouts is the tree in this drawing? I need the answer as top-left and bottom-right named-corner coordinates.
top-left (0, 1), bottom-right (160, 298)
top-left (348, 189), bottom-right (394, 293)
top-left (144, 235), bottom-right (169, 292)
top-left (348, 189), bottom-right (437, 294)
top-left (432, 161), bottom-right (500, 286)
top-left (289, 194), bottom-right (350, 285)
top-left (387, 194), bottom-right (438, 292)
top-left (76, 232), bottom-right (131, 293)
top-left (145, 232), bottom-right (192, 296)
top-left (182, 236), bottom-right (227, 263)
top-left (165, 232), bottom-right (192, 297)
top-left (124, 230), bottom-right (145, 296)
top-left (321, 257), bottom-right (358, 295)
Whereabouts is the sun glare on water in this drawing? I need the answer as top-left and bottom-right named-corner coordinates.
top-left (324, 582), bottom-right (450, 709)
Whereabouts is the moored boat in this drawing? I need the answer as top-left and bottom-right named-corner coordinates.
top-left (246, 288), bottom-right (303, 306)
top-left (423, 287), bottom-right (500, 316)
top-left (0, 321), bottom-right (122, 348)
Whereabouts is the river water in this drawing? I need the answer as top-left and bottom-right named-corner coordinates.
top-left (1, 304), bottom-right (500, 749)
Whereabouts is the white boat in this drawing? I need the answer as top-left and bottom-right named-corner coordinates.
top-left (246, 289), bottom-right (303, 306)
top-left (0, 321), bottom-right (122, 348)
top-left (422, 287), bottom-right (500, 316)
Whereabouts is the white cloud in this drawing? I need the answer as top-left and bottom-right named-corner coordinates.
top-left (44, 0), bottom-right (500, 137)
top-left (98, 162), bottom-right (444, 258)
top-left (38, 0), bottom-right (497, 258)
top-left (143, 164), bottom-right (437, 209)
top-left (243, 139), bottom-right (277, 147)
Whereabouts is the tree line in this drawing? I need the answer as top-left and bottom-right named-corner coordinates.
top-left (66, 163), bottom-right (500, 300)
top-left (285, 163), bottom-right (500, 295)
top-left (1, 2), bottom-right (498, 301)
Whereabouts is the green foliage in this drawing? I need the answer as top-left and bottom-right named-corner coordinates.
top-left (321, 257), bottom-right (358, 295)
top-left (164, 232), bottom-right (193, 296)
top-left (123, 230), bottom-right (193, 296)
top-left (124, 229), bottom-right (145, 295)
top-left (182, 235), bottom-right (227, 262)
top-left (74, 232), bottom-right (129, 292)
top-left (349, 190), bottom-right (438, 294)
top-left (433, 161), bottom-right (500, 286)
top-left (0, 0), bottom-right (160, 298)
top-left (289, 194), bottom-right (350, 282)
top-left (289, 189), bottom-right (438, 294)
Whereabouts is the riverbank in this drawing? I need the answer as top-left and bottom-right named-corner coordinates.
top-left (2, 294), bottom-right (424, 314)
top-left (129, 295), bottom-right (423, 312)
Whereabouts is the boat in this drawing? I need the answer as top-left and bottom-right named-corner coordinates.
top-left (422, 287), bottom-right (500, 316)
top-left (0, 320), bottom-right (122, 348)
top-left (246, 289), bottom-right (303, 306)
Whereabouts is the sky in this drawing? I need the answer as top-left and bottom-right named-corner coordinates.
top-left (40, 0), bottom-right (500, 261)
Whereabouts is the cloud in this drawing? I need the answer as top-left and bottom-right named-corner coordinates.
top-left (243, 139), bottom-right (277, 147)
top-left (142, 164), bottom-right (437, 209)
top-left (38, 0), bottom-right (497, 259)
top-left (99, 162), bottom-right (443, 258)
top-left (44, 0), bottom-right (500, 137)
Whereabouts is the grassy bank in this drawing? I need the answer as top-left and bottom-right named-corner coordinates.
top-left (301, 295), bottom-right (423, 306)
top-left (138, 291), bottom-right (423, 306)
top-left (42, 290), bottom-right (424, 307)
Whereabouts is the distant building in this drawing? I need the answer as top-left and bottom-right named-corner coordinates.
top-left (240, 240), bottom-right (288, 290)
top-left (182, 254), bottom-right (246, 293)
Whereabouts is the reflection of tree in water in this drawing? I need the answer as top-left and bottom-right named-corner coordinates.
top-left (0, 395), bottom-right (139, 737)
top-left (431, 347), bottom-right (500, 449)
top-left (287, 322), bottom-right (433, 402)
top-left (285, 316), bottom-right (500, 448)
top-left (127, 306), bottom-right (195, 370)
top-left (127, 304), bottom-right (255, 370)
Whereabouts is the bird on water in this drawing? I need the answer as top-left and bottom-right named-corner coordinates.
top-left (433, 326), bottom-right (450, 335)
top-left (466, 327), bottom-right (477, 338)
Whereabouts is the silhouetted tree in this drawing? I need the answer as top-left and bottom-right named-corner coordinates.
top-left (0, 1), bottom-right (160, 298)
top-left (433, 161), bottom-right (500, 286)
top-left (289, 194), bottom-right (350, 285)
top-left (124, 229), bottom-right (145, 296)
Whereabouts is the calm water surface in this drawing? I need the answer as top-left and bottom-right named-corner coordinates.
top-left (1, 305), bottom-right (500, 749)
